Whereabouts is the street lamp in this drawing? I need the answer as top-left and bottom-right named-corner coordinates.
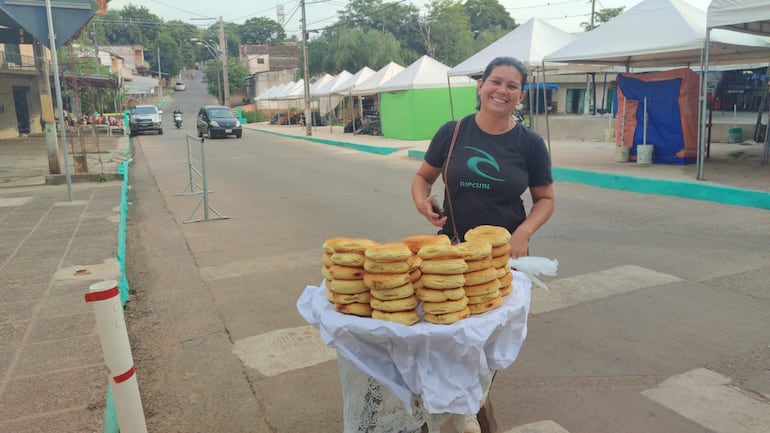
top-left (190, 16), bottom-right (229, 106)
top-left (191, 38), bottom-right (223, 105)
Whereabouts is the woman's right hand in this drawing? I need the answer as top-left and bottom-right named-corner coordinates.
top-left (419, 196), bottom-right (447, 227)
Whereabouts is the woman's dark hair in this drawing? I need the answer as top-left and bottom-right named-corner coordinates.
top-left (476, 57), bottom-right (528, 110)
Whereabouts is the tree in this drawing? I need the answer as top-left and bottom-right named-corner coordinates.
top-left (425, 0), bottom-right (475, 66)
top-left (242, 17), bottom-right (286, 45)
top-left (203, 57), bottom-right (248, 101)
top-left (464, 0), bottom-right (515, 34)
top-left (97, 5), bottom-right (162, 46)
top-left (580, 7), bottom-right (625, 31)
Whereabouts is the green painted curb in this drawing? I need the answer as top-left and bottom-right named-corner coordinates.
top-left (250, 127), bottom-right (399, 155)
top-left (408, 149), bottom-right (770, 210)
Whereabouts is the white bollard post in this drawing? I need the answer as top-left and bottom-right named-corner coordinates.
top-left (86, 280), bottom-right (148, 433)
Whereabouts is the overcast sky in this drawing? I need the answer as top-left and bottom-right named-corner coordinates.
top-left (107, 0), bottom-right (712, 35)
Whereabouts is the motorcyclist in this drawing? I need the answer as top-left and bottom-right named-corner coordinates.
top-left (173, 107), bottom-right (182, 127)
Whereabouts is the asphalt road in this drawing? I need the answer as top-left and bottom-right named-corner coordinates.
top-left (124, 75), bottom-right (770, 433)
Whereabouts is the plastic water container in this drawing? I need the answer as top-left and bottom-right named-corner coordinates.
top-left (636, 144), bottom-right (654, 164)
top-left (728, 127), bottom-right (743, 143)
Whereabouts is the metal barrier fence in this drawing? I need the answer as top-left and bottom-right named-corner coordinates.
top-left (175, 134), bottom-right (229, 223)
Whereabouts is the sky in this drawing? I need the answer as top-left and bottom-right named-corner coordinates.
top-left (107, 0), bottom-right (712, 36)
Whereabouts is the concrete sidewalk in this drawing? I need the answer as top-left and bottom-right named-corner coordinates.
top-left (248, 122), bottom-right (770, 207)
top-left (0, 134), bottom-right (128, 433)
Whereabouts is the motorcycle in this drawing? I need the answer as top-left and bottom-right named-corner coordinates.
top-left (173, 112), bottom-right (182, 129)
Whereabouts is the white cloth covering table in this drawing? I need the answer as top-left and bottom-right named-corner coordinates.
top-left (297, 270), bottom-right (531, 429)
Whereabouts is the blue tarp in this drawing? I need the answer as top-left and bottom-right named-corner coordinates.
top-left (614, 76), bottom-right (692, 165)
top-left (524, 83), bottom-right (560, 90)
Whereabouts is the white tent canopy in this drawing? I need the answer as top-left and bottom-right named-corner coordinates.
top-left (449, 18), bottom-right (577, 76)
top-left (311, 70), bottom-right (353, 97)
top-left (350, 62), bottom-right (405, 96)
top-left (335, 67), bottom-right (376, 95)
top-left (707, 0), bottom-right (770, 36)
top-left (309, 74), bottom-right (334, 94)
top-left (379, 55), bottom-right (474, 92)
top-left (701, 0), bottom-right (770, 173)
top-left (544, 0), bottom-right (770, 68)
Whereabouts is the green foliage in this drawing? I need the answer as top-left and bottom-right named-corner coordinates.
top-left (242, 17), bottom-right (286, 44)
top-left (202, 57), bottom-right (249, 103)
top-left (242, 110), bottom-right (270, 123)
top-left (580, 7), bottom-right (625, 31)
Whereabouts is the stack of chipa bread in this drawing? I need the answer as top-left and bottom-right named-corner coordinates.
top-left (363, 242), bottom-right (419, 326)
top-left (415, 239), bottom-right (471, 325)
top-left (321, 237), bottom-right (379, 317)
top-left (462, 225), bottom-right (515, 314)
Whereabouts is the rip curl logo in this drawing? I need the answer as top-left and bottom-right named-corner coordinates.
top-left (466, 147), bottom-right (505, 182)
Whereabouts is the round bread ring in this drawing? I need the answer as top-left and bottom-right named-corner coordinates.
top-left (494, 263), bottom-right (511, 279)
top-left (412, 277), bottom-right (423, 290)
top-left (365, 242), bottom-right (412, 262)
top-left (372, 309), bottom-right (419, 326)
top-left (468, 296), bottom-right (503, 315)
top-left (322, 253), bottom-right (334, 267)
top-left (322, 265), bottom-right (333, 280)
top-left (364, 259), bottom-right (411, 274)
top-left (463, 278), bottom-right (500, 297)
top-left (409, 268), bottom-right (422, 282)
top-left (490, 254), bottom-right (510, 269)
top-left (370, 294), bottom-right (419, 312)
top-left (329, 264), bottom-right (365, 280)
top-left (416, 286), bottom-right (465, 302)
top-left (422, 296), bottom-right (469, 315)
top-left (463, 267), bottom-right (499, 286)
top-left (407, 255), bottom-right (423, 271)
top-left (424, 306), bottom-right (470, 325)
top-left (499, 283), bottom-right (514, 297)
top-left (420, 258), bottom-right (468, 275)
top-left (369, 282), bottom-right (414, 300)
top-left (335, 302), bottom-right (373, 317)
top-left (324, 237), bottom-right (378, 253)
top-left (464, 225), bottom-right (511, 247)
top-left (328, 278), bottom-right (369, 294)
top-left (322, 236), bottom-right (350, 254)
top-left (331, 252), bottom-right (366, 267)
top-left (464, 256), bottom-right (493, 272)
top-left (417, 244), bottom-right (461, 259)
top-left (421, 273), bottom-right (465, 289)
top-left (333, 291), bottom-right (372, 305)
top-left (498, 270), bottom-right (513, 286)
top-left (363, 272), bottom-right (411, 290)
top-left (401, 234), bottom-right (451, 255)
top-left (491, 243), bottom-right (511, 258)
top-left (455, 239), bottom-right (493, 261)
top-left (467, 289), bottom-right (501, 304)
top-left (325, 287), bottom-right (335, 303)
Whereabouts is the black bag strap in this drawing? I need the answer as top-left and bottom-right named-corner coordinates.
top-left (442, 119), bottom-right (462, 244)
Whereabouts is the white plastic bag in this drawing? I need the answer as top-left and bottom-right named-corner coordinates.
top-left (509, 256), bottom-right (558, 292)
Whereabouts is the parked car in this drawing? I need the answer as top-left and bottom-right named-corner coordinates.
top-left (196, 105), bottom-right (242, 138)
top-left (129, 105), bottom-right (162, 137)
top-left (174, 82), bottom-right (186, 91)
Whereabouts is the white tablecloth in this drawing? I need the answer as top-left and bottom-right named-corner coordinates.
top-left (296, 271), bottom-right (531, 415)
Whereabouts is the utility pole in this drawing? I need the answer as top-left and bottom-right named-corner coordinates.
top-left (590, 0), bottom-right (596, 30)
top-left (45, 0), bottom-right (72, 200)
top-left (157, 46), bottom-right (163, 98)
top-left (218, 17), bottom-right (230, 107)
top-left (301, 0), bottom-right (312, 136)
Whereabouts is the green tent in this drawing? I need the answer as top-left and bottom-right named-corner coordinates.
top-left (379, 56), bottom-right (477, 140)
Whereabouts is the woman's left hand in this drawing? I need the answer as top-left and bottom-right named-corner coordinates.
top-left (508, 231), bottom-right (529, 258)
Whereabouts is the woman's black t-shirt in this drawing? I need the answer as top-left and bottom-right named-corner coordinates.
top-left (424, 114), bottom-right (553, 241)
